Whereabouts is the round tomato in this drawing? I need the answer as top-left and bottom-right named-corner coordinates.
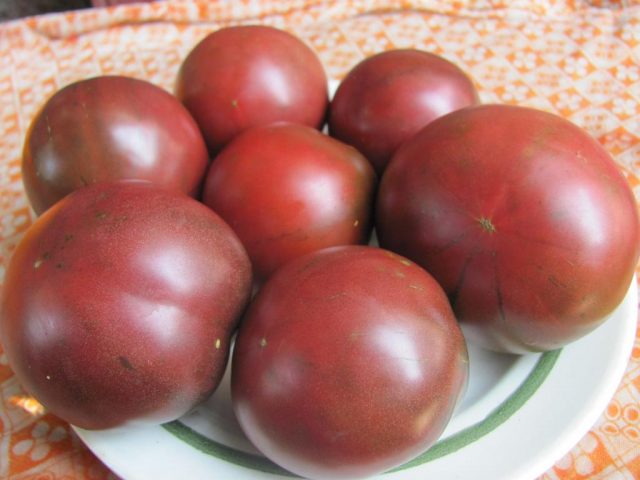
top-left (202, 122), bottom-right (376, 283)
top-left (175, 25), bottom-right (328, 153)
top-left (377, 104), bottom-right (640, 353)
top-left (232, 246), bottom-right (468, 479)
top-left (22, 75), bottom-right (209, 215)
top-left (0, 181), bottom-right (252, 429)
top-left (329, 49), bottom-right (479, 174)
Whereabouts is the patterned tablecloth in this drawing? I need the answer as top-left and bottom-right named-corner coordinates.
top-left (0, 1), bottom-right (639, 479)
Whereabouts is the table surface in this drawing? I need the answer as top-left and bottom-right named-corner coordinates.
top-left (0, 1), bottom-right (639, 479)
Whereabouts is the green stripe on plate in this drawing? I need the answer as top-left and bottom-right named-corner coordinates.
top-left (163, 348), bottom-right (562, 477)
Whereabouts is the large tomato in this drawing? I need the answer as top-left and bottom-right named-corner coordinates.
top-left (232, 246), bottom-right (468, 479)
top-left (329, 49), bottom-right (479, 174)
top-left (175, 25), bottom-right (328, 153)
top-left (22, 75), bottom-right (209, 215)
top-left (202, 123), bottom-right (376, 283)
top-left (0, 181), bottom-right (252, 429)
top-left (377, 104), bottom-right (640, 353)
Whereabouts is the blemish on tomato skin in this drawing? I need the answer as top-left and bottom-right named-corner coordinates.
top-left (330, 431), bottom-right (348, 443)
top-left (349, 331), bottom-right (366, 341)
top-left (477, 216), bottom-right (496, 234)
top-left (33, 251), bottom-right (51, 269)
top-left (327, 291), bottom-right (348, 300)
top-left (548, 275), bottom-right (568, 289)
top-left (394, 270), bottom-right (406, 278)
top-left (575, 150), bottom-right (589, 165)
top-left (383, 250), bottom-right (413, 267)
top-left (45, 114), bottom-right (52, 140)
top-left (118, 356), bottom-right (135, 370)
top-left (260, 337), bottom-right (268, 348)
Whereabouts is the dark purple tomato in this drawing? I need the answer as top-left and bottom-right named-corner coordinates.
top-left (232, 246), bottom-right (468, 479)
top-left (175, 25), bottom-right (328, 154)
top-left (202, 123), bottom-right (376, 283)
top-left (329, 49), bottom-right (479, 174)
top-left (22, 75), bottom-right (209, 215)
top-left (377, 104), bottom-right (640, 353)
top-left (0, 181), bottom-right (252, 429)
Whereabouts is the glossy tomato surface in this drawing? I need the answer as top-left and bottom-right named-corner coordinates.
top-left (329, 49), bottom-right (478, 174)
top-left (0, 181), bottom-right (252, 430)
top-left (22, 76), bottom-right (209, 215)
top-left (175, 25), bottom-right (328, 153)
top-left (202, 123), bottom-right (376, 283)
top-left (377, 104), bottom-right (640, 353)
top-left (232, 246), bottom-right (468, 479)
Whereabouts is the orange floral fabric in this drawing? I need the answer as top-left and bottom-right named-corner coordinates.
top-left (0, 1), bottom-right (639, 479)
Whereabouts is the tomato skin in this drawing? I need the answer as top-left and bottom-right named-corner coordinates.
top-left (377, 104), bottom-right (640, 353)
top-left (175, 25), bottom-right (328, 153)
top-left (22, 76), bottom-right (209, 215)
top-left (0, 181), bottom-right (252, 429)
top-left (232, 246), bottom-right (468, 479)
top-left (202, 123), bottom-right (376, 283)
top-left (329, 49), bottom-right (479, 174)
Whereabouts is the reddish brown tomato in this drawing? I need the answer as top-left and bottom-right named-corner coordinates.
top-left (175, 25), bottom-right (328, 153)
top-left (0, 181), bottom-right (252, 429)
top-left (329, 49), bottom-right (479, 174)
top-left (232, 246), bottom-right (468, 479)
top-left (202, 123), bottom-right (376, 283)
top-left (22, 76), bottom-right (209, 215)
top-left (377, 104), bottom-right (640, 353)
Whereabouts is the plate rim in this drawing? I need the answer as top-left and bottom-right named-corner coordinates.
top-left (73, 276), bottom-right (638, 480)
top-left (158, 348), bottom-right (561, 477)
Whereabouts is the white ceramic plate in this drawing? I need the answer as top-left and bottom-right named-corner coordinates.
top-left (74, 275), bottom-right (637, 480)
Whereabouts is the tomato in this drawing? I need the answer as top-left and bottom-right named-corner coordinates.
top-left (202, 123), bottom-right (376, 283)
top-left (175, 25), bottom-right (328, 153)
top-left (329, 49), bottom-right (479, 174)
top-left (0, 181), bottom-right (252, 429)
top-left (377, 104), bottom-right (640, 353)
top-left (232, 246), bottom-right (468, 479)
top-left (22, 75), bottom-right (209, 215)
